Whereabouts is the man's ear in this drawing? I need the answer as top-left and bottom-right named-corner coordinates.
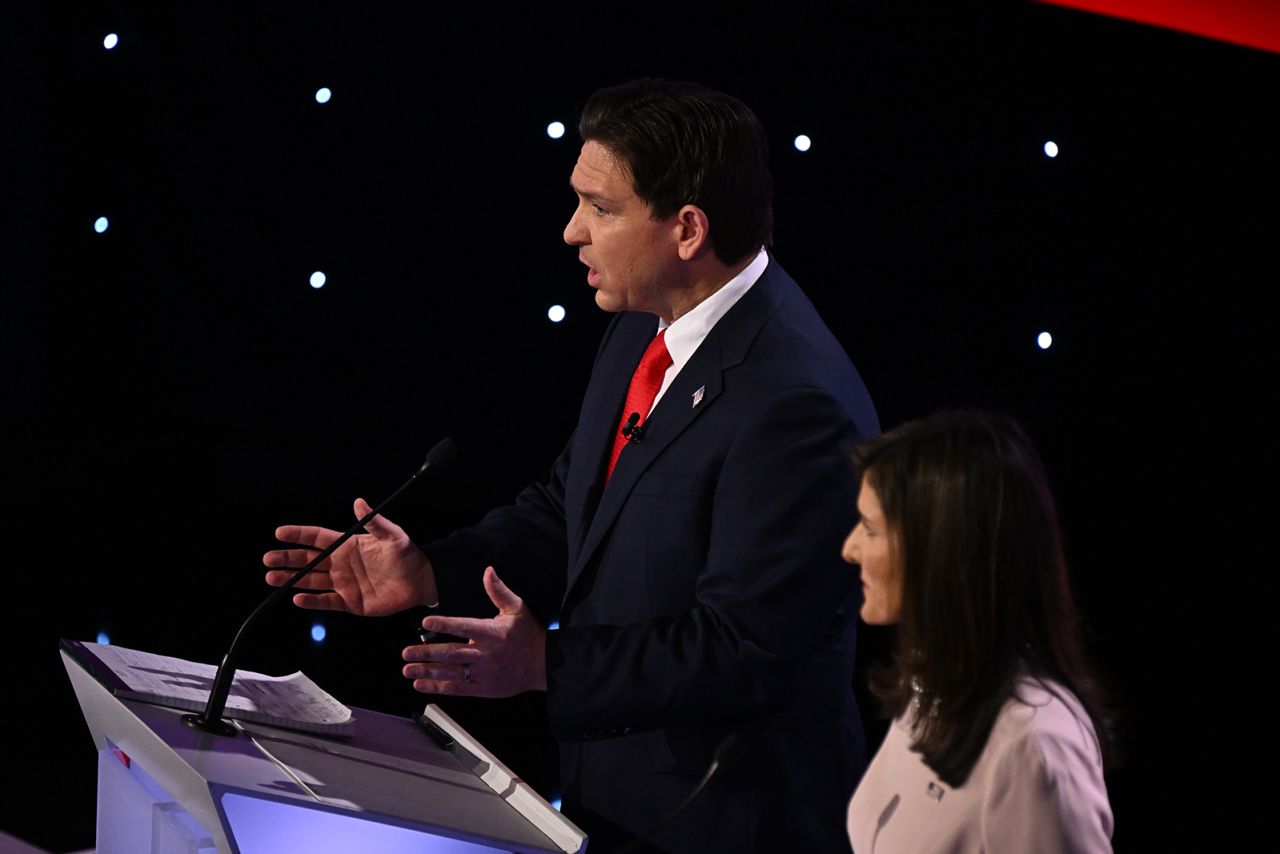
top-left (673, 204), bottom-right (712, 261)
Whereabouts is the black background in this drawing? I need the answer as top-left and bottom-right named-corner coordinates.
top-left (5, 1), bottom-right (1274, 850)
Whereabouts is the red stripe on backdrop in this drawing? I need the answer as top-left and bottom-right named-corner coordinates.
top-left (1035, 0), bottom-right (1280, 54)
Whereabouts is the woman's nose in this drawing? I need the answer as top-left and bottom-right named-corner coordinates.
top-left (841, 528), bottom-right (859, 565)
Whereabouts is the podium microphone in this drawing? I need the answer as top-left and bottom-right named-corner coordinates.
top-left (182, 437), bottom-right (459, 736)
top-left (612, 731), bottom-right (744, 854)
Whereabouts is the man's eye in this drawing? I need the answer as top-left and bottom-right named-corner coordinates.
top-left (592, 204), bottom-right (606, 216)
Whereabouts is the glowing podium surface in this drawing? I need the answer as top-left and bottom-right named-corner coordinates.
top-left (62, 648), bottom-right (586, 854)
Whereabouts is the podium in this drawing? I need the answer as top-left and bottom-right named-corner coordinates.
top-left (62, 648), bottom-right (587, 854)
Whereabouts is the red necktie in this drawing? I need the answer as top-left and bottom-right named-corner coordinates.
top-left (606, 329), bottom-right (672, 483)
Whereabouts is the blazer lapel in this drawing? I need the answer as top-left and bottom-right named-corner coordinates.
top-left (563, 263), bottom-right (786, 600)
top-left (564, 314), bottom-right (654, 560)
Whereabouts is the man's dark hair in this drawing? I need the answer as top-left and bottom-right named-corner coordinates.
top-left (579, 78), bottom-right (773, 266)
top-left (854, 411), bottom-right (1116, 788)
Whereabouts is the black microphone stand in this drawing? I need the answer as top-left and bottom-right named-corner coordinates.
top-left (182, 438), bottom-right (457, 736)
top-left (612, 731), bottom-right (744, 854)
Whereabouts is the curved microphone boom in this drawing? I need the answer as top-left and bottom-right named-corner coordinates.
top-left (182, 438), bottom-right (459, 736)
top-left (612, 731), bottom-right (744, 854)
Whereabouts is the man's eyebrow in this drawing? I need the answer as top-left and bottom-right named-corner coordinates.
top-left (569, 178), bottom-right (610, 204)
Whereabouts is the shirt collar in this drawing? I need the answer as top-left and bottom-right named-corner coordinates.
top-left (659, 247), bottom-right (768, 367)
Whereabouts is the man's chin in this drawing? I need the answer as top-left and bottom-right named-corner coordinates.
top-left (594, 291), bottom-right (623, 313)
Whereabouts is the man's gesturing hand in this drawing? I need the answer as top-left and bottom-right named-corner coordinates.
top-left (402, 567), bottom-right (547, 697)
top-left (263, 497), bottom-right (438, 616)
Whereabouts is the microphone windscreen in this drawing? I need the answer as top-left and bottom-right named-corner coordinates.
top-left (425, 437), bottom-right (460, 472)
top-left (712, 731), bottom-right (745, 770)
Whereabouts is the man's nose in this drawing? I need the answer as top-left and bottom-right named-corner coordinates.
top-left (564, 206), bottom-right (587, 245)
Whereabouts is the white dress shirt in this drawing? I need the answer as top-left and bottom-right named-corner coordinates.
top-left (644, 247), bottom-right (769, 415)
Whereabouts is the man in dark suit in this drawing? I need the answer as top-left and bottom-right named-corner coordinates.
top-left (265, 79), bottom-right (878, 852)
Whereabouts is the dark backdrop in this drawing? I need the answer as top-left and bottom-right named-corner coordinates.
top-left (6, 2), bottom-right (1273, 850)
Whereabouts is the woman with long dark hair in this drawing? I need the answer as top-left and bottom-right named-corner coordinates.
top-left (844, 412), bottom-right (1114, 852)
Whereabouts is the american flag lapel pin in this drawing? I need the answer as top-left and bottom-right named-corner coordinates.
top-left (691, 385), bottom-right (705, 408)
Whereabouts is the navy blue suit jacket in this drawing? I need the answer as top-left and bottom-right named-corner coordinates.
top-left (427, 259), bottom-right (878, 853)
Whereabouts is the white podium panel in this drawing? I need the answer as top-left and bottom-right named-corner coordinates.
top-left (62, 647), bottom-right (586, 854)
top-left (97, 748), bottom-right (216, 853)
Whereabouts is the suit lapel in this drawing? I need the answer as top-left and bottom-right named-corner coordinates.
top-left (564, 314), bottom-right (654, 558)
top-left (564, 263), bottom-right (786, 600)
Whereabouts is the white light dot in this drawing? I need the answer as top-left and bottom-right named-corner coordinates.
top-left (546, 121), bottom-right (566, 139)
top-left (1044, 141), bottom-right (1059, 158)
top-left (96, 631), bottom-right (111, 645)
top-left (1037, 331), bottom-right (1053, 350)
top-left (315, 87), bottom-right (332, 104)
top-left (103, 33), bottom-right (119, 50)
top-left (548, 620), bottom-right (560, 631)
top-left (794, 134), bottom-right (812, 153)
top-left (551, 798), bottom-right (563, 812)
top-left (311, 623), bottom-right (327, 643)
top-left (310, 271), bottom-right (326, 289)
top-left (547, 304), bottom-right (566, 323)
top-left (94, 216), bottom-right (109, 234)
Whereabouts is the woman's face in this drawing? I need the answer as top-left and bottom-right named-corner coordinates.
top-left (842, 477), bottom-right (902, 625)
